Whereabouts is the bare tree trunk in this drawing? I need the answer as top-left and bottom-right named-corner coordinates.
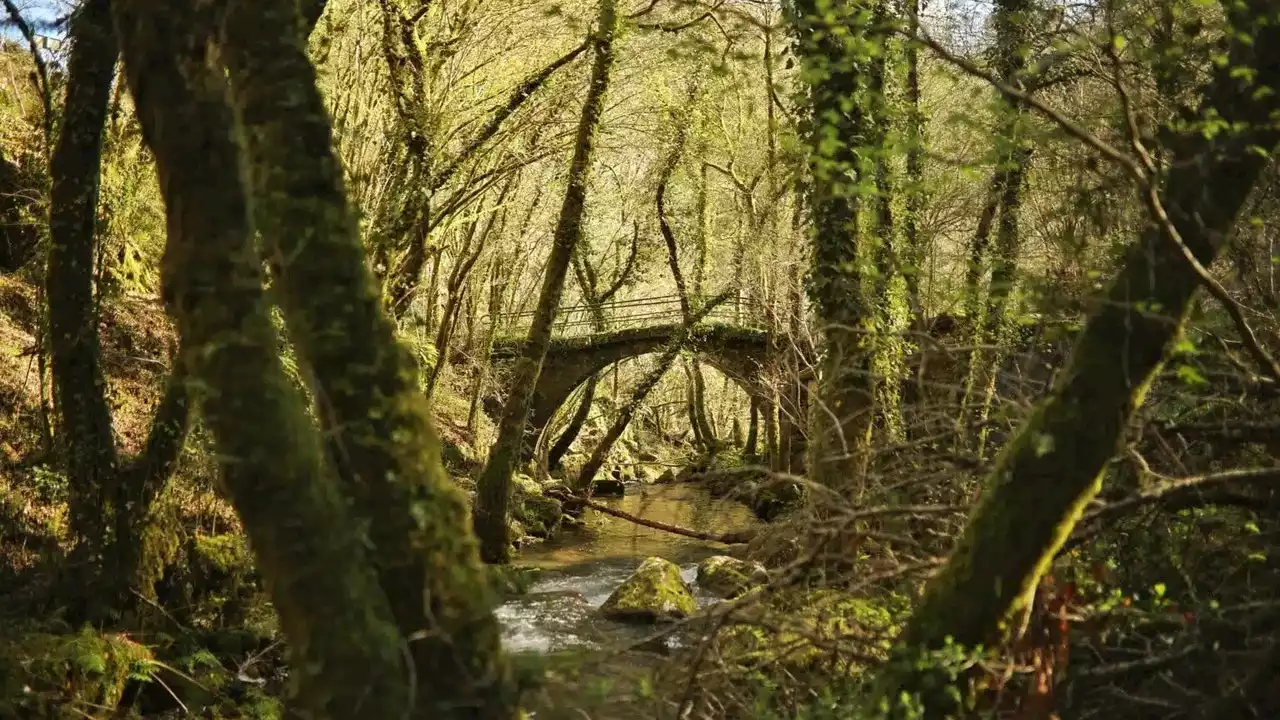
top-left (473, 0), bottom-right (618, 565)
top-left (875, 3), bottom-right (1280, 712)
top-left (763, 393), bottom-right (779, 470)
top-left (548, 374), bottom-right (598, 470)
top-left (656, 94), bottom-right (717, 452)
top-left (426, 181), bottom-right (511, 399)
top-left (214, 0), bottom-right (515, 712)
top-left (112, 2), bottom-right (413, 717)
top-left (541, 226), bottom-right (639, 466)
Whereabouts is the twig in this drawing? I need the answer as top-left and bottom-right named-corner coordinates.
top-left (1066, 466), bottom-right (1280, 549)
top-left (911, 22), bottom-right (1280, 385)
top-left (1071, 643), bottom-right (1201, 682)
top-left (2, 0), bottom-right (52, 149)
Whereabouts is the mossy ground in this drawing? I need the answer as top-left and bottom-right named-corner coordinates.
top-left (0, 626), bottom-right (156, 718)
top-left (0, 277), bottom-right (283, 717)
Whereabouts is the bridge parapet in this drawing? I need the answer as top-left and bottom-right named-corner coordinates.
top-left (488, 293), bottom-right (769, 341)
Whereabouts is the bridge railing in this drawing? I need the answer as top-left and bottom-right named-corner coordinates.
top-left (488, 293), bottom-right (769, 340)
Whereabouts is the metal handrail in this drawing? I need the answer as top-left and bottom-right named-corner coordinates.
top-left (487, 293), bottom-right (769, 339)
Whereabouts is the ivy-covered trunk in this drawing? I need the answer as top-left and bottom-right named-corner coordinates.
top-left (214, 0), bottom-right (514, 713)
top-left (874, 3), bottom-right (1280, 713)
top-left (788, 0), bottom-right (877, 495)
top-left (866, 0), bottom-right (908, 445)
top-left (110, 1), bottom-right (412, 717)
top-left (901, 0), bottom-right (926, 326)
top-left (474, 0), bottom-right (618, 565)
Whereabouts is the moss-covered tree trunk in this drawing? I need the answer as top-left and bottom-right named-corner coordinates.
top-left (789, 0), bottom-right (877, 496)
top-left (547, 225), bottom-right (638, 468)
top-left (110, 2), bottom-right (414, 717)
top-left (47, 0), bottom-right (121, 580)
top-left (213, 0), bottom-right (515, 713)
top-left (744, 396), bottom-right (760, 458)
top-left (473, 0), bottom-right (618, 565)
top-left (48, 0), bottom-right (193, 617)
top-left (577, 290), bottom-right (734, 487)
top-left (874, 4), bottom-right (1280, 713)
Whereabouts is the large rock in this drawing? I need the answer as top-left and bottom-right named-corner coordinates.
top-left (599, 557), bottom-right (696, 623)
top-left (441, 438), bottom-right (480, 474)
top-left (512, 473), bottom-right (542, 496)
top-left (518, 494), bottom-right (563, 539)
top-left (655, 469), bottom-right (677, 485)
top-left (697, 555), bottom-right (769, 599)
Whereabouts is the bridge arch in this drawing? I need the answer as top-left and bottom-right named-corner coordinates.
top-left (485, 323), bottom-right (771, 453)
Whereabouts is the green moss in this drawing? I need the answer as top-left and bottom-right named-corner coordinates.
top-left (194, 533), bottom-right (253, 577)
top-left (697, 555), bottom-right (768, 599)
top-left (717, 590), bottom-right (898, 674)
top-left (516, 494), bottom-right (564, 539)
top-left (0, 627), bottom-right (156, 718)
top-left (600, 556), bottom-right (696, 623)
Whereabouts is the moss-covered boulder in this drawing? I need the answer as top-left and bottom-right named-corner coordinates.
top-left (517, 494), bottom-right (564, 539)
top-left (696, 555), bottom-right (769, 599)
top-left (508, 518), bottom-right (527, 547)
top-left (441, 437), bottom-right (481, 474)
top-left (512, 472), bottom-right (542, 496)
top-left (0, 627), bottom-right (155, 718)
top-left (599, 557), bottom-right (695, 624)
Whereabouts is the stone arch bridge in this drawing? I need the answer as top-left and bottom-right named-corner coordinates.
top-left (484, 295), bottom-right (772, 452)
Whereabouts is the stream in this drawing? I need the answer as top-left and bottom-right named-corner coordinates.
top-left (496, 482), bottom-right (760, 654)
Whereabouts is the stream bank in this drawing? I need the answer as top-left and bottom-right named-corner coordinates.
top-left (497, 483), bottom-right (760, 654)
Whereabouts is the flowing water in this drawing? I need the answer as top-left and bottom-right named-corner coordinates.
top-left (496, 482), bottom-right (760, 654)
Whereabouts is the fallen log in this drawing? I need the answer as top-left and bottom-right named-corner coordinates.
top-left (545, 487), bottom-right (757, 545)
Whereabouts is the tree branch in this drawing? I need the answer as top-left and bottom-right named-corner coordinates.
top-left (431, 39), bottom-right (590, 191)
